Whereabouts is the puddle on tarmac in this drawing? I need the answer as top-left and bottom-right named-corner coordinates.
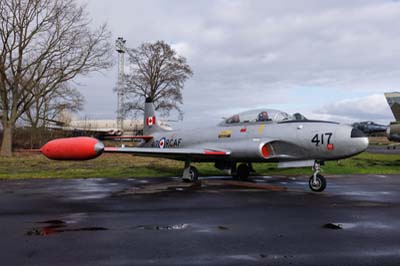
top-left (26, 219), bottom-right (108, 236)
top-left (135, 223), bottom-right (190, 231)
top-left (323, 223), bottom-right (343, 230)
top-left (37, 220), bottom-right (66, 225)
top-left (339, 191), bottom-right (393, 202)
top-left (341, 191), bottom-right (391, 197)
top-left (217, 225), bottom-right (229, 230)
top-left (323, 221), bottom-right (391, 230)
top-left (133, 223), bottom-right (230, 232)
top-left (228, 254), bottom-right (259, 261)
top-left (116, 178), bottom-right (287, 196)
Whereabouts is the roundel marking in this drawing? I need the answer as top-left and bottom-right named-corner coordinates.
top-left (159, 137), bottom-right (166, 149)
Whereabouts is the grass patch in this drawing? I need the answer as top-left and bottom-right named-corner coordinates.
top-left (1, 152), bottom-right (400, 179)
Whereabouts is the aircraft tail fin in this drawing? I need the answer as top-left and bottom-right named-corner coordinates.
top-left (143, 98), bottom-right (165, 135)
top-left (385, 92), bottom-right (400, 121)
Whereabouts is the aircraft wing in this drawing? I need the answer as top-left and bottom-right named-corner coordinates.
top-left (104, 147), bottom-right (231, 161)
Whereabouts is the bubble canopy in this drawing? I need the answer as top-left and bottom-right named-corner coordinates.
top-left (222, 109), bottom-right (294, 125)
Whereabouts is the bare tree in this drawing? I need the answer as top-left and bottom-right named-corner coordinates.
top-left (22, 83), bottom-right (84, 148)
top-left (23, 83), bottom-right (84, 128)
top-left (124, 41), bottom-right (193, 118)
top-left (0, 0), bottom-right (113, 156)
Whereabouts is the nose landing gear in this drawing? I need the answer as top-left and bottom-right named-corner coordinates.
top-left (309, 161), bottom-right (326, 192)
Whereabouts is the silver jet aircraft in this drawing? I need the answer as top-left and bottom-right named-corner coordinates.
top-left (41, 99), bottom-right (369, 192)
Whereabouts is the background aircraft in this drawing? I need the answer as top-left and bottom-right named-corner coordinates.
top-left (48, 116), bottom-right (171, 138)
top-left (41, 99), bottom-right (369, 192)
top-left (352, 121), bottom-right (387, 135)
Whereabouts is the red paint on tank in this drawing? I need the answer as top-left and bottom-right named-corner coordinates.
top-left (41, 137), bottom-right (104, 160)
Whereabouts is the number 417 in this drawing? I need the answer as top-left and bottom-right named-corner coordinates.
top-left (311, 133), bottom-right (332, 146)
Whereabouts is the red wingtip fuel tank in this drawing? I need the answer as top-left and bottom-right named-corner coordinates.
top-left (41, 137), bottom-right (104, 160)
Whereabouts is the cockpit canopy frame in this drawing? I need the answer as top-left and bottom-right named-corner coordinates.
top-left (221, 109), bottom-right (294, 126)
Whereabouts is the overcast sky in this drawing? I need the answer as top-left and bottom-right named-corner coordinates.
top-left (77, 0), bottom-right (400, 126)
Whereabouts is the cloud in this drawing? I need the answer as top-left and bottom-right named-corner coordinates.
top-left (312, 94), bottom-right (394, 123)
top-left (77, 0), bottom-right (400, 126)
top-left (171, 42), bottom-right (194, 58)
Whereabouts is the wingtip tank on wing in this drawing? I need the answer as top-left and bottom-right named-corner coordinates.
top-left (41, 137), bottom-right (104, 160)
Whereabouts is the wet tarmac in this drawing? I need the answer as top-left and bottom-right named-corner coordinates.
top-left (1, 175), bottom-right (400, 265)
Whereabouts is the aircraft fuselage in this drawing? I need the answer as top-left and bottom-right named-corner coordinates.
top-left (145, 120), bottom-right (368, 163)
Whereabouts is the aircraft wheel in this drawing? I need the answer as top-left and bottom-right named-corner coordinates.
top-left (237, 163), bottom-right (250, 180)
top-left (184, 166), bottom-right (198, 182)
top-left (309, 174), bottom-right (326, 192)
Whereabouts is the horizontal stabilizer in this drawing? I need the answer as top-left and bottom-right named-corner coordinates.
top-left (103, 136), bottom-right (154, 141)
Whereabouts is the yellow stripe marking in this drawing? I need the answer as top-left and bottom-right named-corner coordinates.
top-left (258, 124), bottom-right (265, 134)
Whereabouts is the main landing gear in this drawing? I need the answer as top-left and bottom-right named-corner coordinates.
top-left (235, 163), bottom-right (250, 180)
top-left (182, 160), bottom-right (327, 192)
top-left (183, 161), bottom-right (253, 182)
top-left (309, 161), bottom-right (326, 192)
top-left (182, 161), bottom-right (199, 182)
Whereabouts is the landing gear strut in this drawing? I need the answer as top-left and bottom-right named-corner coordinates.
top-left (308, 161), bottom-right (326, 192)
top-left (182, 161), bottom-right (199, 182)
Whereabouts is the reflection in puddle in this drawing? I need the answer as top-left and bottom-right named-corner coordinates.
top-left (261, 176), bottom-right (272, 179)
top-left (323, 223), bottom-right (343, 230)
top-left (44, 179), bottom-right (124, 200)
top-left (26, 219), bottom-right (108, 236)
top-left (341, 191), bottom-right (392, 198)
top-left (323, 221), bottom-right (391, 230)
top-left (135, 223), bottom-right (190, 231)
top-left (133, 223), bottom-right (230, 232)
top-left (37, 219), bottom-right (66, 225)
top-left (228, 254), bottom-right (258, 261)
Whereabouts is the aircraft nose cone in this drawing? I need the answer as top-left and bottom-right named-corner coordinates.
top-left (358, 136), bottom-right (369, 152)
top-left (350, 128), bottom-right (369, 154)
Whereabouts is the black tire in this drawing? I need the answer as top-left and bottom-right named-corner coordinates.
top-left (189, 166), bottom-right (199, 182)
top-left (237, 163), bottom-right (250, 181)
top-left (182, 166), bottom-right (199, 183)
top-left (309, 174), bottom-right (326, 192)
